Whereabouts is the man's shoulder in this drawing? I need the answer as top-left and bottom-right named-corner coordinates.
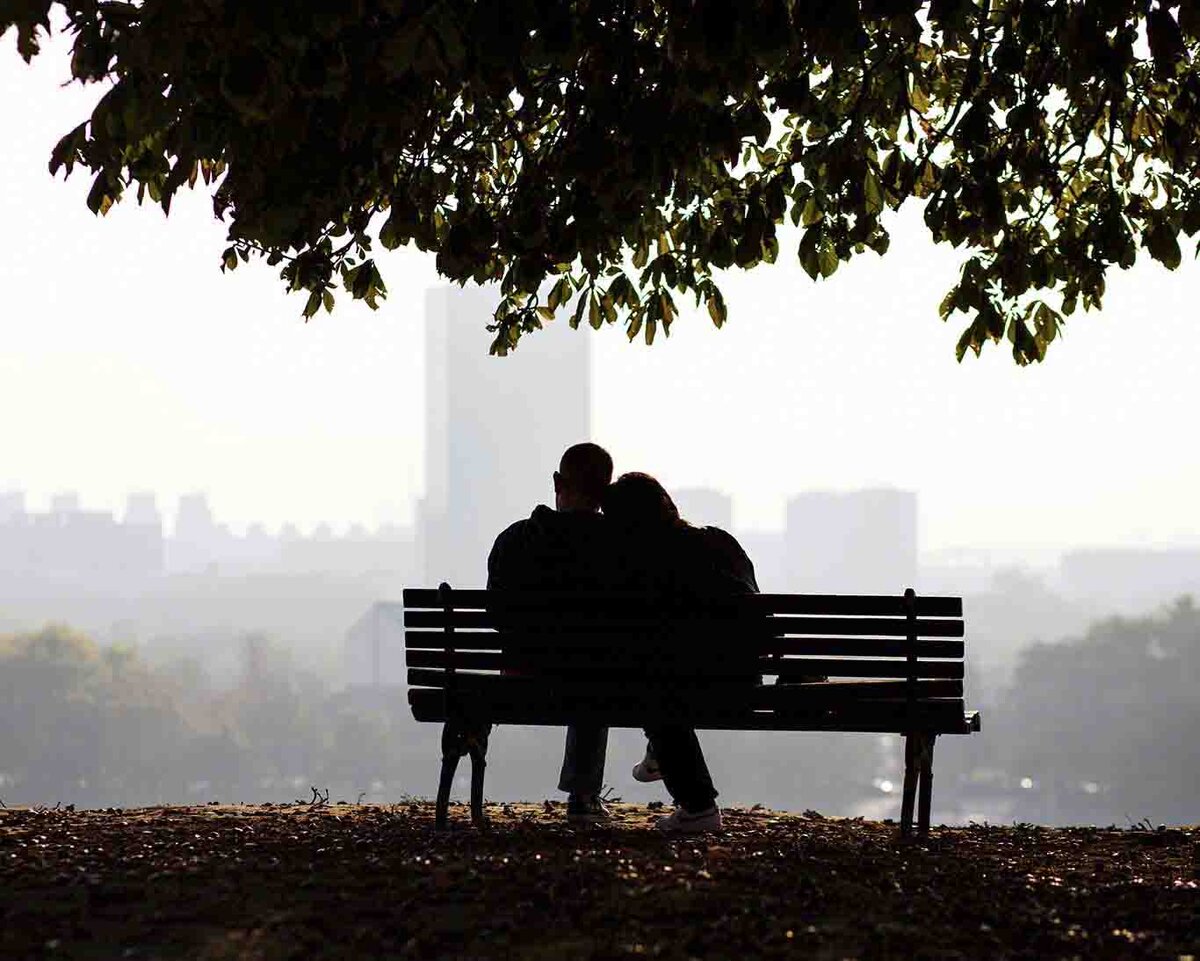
top-left (488, 506), bottom-right (616, 591)
top-left (492, 516), bottom-right (533, 547)
top-left (491, 504), bottom-right (551, 541)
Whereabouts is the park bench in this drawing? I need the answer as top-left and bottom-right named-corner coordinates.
top-left (403, 585), bottom-right (980, 836)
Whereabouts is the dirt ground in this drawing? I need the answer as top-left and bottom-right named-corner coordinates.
top-left (1, 801), bottom-right (1197, 960)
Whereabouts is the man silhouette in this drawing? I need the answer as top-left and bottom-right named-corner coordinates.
top-left (486, 442), bottom-right (616, 822)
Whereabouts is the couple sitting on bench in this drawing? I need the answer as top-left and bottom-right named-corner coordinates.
top-left (487, 442), bottom-right (758, 834)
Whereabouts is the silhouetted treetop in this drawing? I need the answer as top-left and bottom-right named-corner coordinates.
top-left (7, 2), bottom-right (1200, 360)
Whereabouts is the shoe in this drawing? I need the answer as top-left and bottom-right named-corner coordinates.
top-left (566, 794), bottom-right (610, 824)
top-left (654, 805), bottom-right (722, 835)
top-left (632, 749), bottom-right (663, 783)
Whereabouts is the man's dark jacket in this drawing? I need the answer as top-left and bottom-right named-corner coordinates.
top-left (486, 505), bottom-right (616, 591)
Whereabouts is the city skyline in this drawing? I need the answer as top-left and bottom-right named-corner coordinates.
top-left (6, 30), bottom-right (1200, 557)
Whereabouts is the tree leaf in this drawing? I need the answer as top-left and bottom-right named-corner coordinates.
top-left (1146, 221), bottom-right (1182, 270)
top-left (706, 288), bottom-right (728, 328)
top-left (817, 241), bottom-right (839, 279)
top-left (570, 291), bottom-right (587, 329)
top-left (863, 168), bottom-right (884, 215)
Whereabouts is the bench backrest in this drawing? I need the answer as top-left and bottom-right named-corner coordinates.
top-left (403, 587), bottom-right (967, 731)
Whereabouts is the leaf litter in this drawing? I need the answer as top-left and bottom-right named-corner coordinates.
top-left (1, 802), bottom-right (1196, 959)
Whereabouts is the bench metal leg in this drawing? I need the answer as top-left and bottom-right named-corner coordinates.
top-left (900, 734), bottom-right (918, 836)
top-left (899, 733), bottom-right (937, 837)
top-left (917, 734), bottom-right (937, 837)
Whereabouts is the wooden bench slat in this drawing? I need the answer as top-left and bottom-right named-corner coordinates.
top-left (401, 588), bottom-right (963, 618)
top-left (748, 593), bottom-right (962, 618)
top-left (403, 672), bottom-right (964, 701)
top-left (404, 629), bottom-right (965, 660)
top-left (741, 679), bottom-right (965, 704)
top-left (406, 649), bottom-right (750, 674)
top-left (759, 636), bottom-right (963, 657)
top-left (407, 684), bottom-right (967, 713)
top-left (769, 615), bottom-right (964, 638)
top-left (402, 609), bottom-right (964, 638)
top-left (405, 650), bottom-right (963, 679)
top-left (407, 659), bottom-right (962, 687)
top-left (407, 658), bottom-right (964, 693)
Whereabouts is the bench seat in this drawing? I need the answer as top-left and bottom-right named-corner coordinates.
top-left (409, 685), bottom-right (979, 733)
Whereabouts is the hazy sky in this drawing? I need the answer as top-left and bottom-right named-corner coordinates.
top-left (4, 30), bottom-right (1200, 555)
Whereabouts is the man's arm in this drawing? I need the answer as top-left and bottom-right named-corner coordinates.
top-left (486, 521), bottom-right (521, 591)
top-left (486, 533), bottom-right (505, 591)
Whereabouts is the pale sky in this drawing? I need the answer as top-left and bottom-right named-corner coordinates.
top-left (4, 30), bottom-right (1200, 555)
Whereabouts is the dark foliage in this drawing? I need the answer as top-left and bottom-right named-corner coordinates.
top-left (5, 2), bottom-right (1200, 360)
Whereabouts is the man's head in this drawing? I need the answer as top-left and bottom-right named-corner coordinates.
top-left (553, 442), bottom-right (613, 512)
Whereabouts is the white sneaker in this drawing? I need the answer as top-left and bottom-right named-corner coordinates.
top-left (654, 805), bottom-right (722, 835)
top-left (632, 750), bottom-right (663, 783)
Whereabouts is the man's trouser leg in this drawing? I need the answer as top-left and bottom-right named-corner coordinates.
top-left (558, 724), bottom-right (609, 797)
top-left (643, 726), bottom-right (718, 813)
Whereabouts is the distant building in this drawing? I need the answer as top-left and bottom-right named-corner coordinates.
top-left (50, 491), bottom-right (80, 518)
top-left (121, 492), bottom-right (165, 576)
top-left (672, 488), bottom-right (733, 530)
top-left (0, 491), bottom-right (26, 523)
top-left (420, 286), bottom-right (592, 587)
top-left (124, 492), bottom-right (162, 527)
top-left (0, 491), bottom-right (164, 585)
top-left (170, 493), bottom-right (221, 572)
top-left (785, 489), bottom-right (917, 593)
top-left (343, 602), bottom-right (407, 687)
top-left (175, 493), bottom-right (215, 539)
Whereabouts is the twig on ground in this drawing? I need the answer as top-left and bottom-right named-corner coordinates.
top-left (296, 786), bottom-right (331, 807)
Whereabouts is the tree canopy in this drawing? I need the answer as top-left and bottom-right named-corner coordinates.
top-left (6, 1), bottom-right (1200, 361)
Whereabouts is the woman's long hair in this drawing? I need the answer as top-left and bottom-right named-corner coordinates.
top-left (601, 472), bottom-right (688, 530)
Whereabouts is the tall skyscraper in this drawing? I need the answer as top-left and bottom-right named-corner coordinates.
top-left (421, 286), bottom-right (591, 586)
top-left (785, 488), bottom-right (917, 593)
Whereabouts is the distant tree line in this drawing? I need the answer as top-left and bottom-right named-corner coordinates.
top-left (993, 596), bottom-right (1200, 825)
top-left (1, 602), bottom-right (1196, 823)
top-left (0, 623), bottom-right (879, 811)
top-left (0, 626), bottom-right (424, 808)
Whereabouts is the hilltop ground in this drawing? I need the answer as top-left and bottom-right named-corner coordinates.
top-left (1, 801), bottom-right (1196, 960)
